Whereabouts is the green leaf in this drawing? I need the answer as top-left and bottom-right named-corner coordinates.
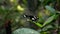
top-left (43, 15), bottom-right (56, 26)
top-left (12, 28), bottom-right (40, 34)
top-left (34, 22), bottom-right (43, 27)
top-left (42, 25), bottom-right (53, 31)
top-left (45, 5), bottom-right (56, 14)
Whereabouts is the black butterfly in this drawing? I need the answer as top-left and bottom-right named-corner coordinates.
top-left (23, 15), bottom-right (39, 21)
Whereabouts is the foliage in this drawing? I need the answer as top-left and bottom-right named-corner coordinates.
top-left (13, 28), bottom-right (40, 34)
top-left (0, 0), bottom-right (59, 34)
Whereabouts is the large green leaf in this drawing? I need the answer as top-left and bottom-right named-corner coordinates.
top-left (43, 15), bottom-right (56, 26)
top-left (41, 25), bottom-right (53, 31)
top-left (45, 5), bottom-right (56, 14)
top-left (12, 28), bottom-right (40, 34)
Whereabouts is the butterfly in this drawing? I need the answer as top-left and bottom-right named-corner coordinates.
top-left (23, 15), bottom-right (39, 21)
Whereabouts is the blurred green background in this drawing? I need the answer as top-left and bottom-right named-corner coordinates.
top-left (0, 0), bottom-right (60, 34)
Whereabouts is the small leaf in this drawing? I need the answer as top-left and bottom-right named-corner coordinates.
top-left (43, 15), bottom-right (56, 26)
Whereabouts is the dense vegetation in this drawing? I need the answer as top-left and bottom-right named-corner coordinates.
top-left (0, 0), bottom-right (60, 34)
